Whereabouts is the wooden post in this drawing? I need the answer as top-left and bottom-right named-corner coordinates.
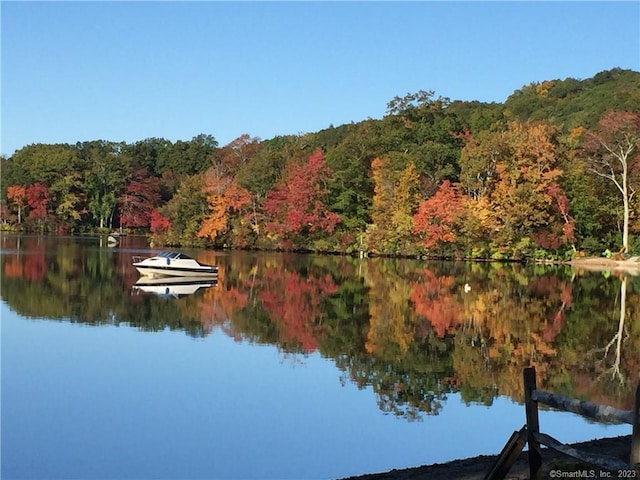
top-left (631, 381), bottom-right (640, 467)
top-left (524, 367), bottom-right (542, 479)
top-left (483, 426), bottom-right (527, 480)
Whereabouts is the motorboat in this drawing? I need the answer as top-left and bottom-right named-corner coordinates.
top-left (133, 276), bottom-right (218, 298)
top-left (132, 251), bottom-right (219, 277)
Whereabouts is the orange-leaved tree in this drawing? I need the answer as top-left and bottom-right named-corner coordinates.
top-left (198, 168), bottom-right (251, 246)
top-left (460, 121), bottom-right (573, 255)
top-left (369, 154), bottom-right (421, 254)
top-left (6, 185), bottom-right (27, 224)
top-left (491, 122), bottom-right (565, 248)
top-left (413, 180), bottom-right (465, 253)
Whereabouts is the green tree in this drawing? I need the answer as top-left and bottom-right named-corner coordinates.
top-left (158, 134), bottom-right (217, 177)
top-left (124, 137), bottom-right (172, 175)
top-left (2, 144), bottom-right (84, 231)
top-left (51, 170), bottom-right (87, 229)
top-left (156, 174), bottom-right (207, 247)
top-left (383, 90), bottom-right (463, 185)
top-left (324, 120), bottom-right (380, 233)
top-left (3, 143), bottom-right (77, 188)
top-left (556, 128), bottom-right (605, 252)
top-left (77, 141), bottom-right (130, 229)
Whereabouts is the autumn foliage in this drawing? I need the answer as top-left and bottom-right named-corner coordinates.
top-left (411, 269), bottom-right (463, 337)
top-left (263, 150), bottom-right (340, 244)
top-left (413, 180), bottom-right (464, 250)
top-left (6, 185), bottom-right (27, 223)
top-left (198, 173), bottom-right (251, 244)
top-left (150, 210), bottom-right (171, 233)
top-left (119, 169), bottom-right (161, 228)
top-left (259, 267), bottom-right (338, 352)
top-left (3, 73), bottom-right (638, 258)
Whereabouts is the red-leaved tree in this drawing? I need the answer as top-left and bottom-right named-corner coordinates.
top-left (26, 183), bottom-right (50, 231)
top-left (118, 169), bottom-right (162, 228)
top-left (150, 210), bottom-right (171, 233)
top-left (263, 150), bottom-right (339, 247)
top-left (413, 180), bottom-right (465, 251)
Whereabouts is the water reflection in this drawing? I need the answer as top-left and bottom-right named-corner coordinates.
top-left (132, 276), bottom-right (218, 298)
top-left (604, 275), bottom-right (628, 383)
top-left (1, 233), bottom-right (638, 416)
top-left (587, 274), bottom-right (637, 389)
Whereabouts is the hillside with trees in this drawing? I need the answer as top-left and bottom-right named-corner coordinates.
top-left (1, 68), bottom-right (639, 259)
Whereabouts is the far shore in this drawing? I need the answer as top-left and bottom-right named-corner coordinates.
top-left (569, 256), bottom-right (640, 274)
top-left (3, 231), bottom-right (640, 273)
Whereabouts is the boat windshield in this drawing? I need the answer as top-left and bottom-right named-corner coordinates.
top-left (157, 251), bottom-right (194, 260)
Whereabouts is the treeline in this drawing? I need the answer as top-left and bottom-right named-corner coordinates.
top-left (2, 68), bottom-right (639, 259)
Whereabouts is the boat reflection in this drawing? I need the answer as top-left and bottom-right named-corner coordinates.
top-left (132, 276), bottom-right (218, 299)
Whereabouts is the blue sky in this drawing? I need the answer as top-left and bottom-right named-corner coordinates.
top-left (2, 1), bottom-right (639, 157)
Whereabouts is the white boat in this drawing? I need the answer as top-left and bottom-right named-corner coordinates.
top-left (132, 251), bottom-right (219, 277)
top-left (133, 276), bottom-right (218, 298)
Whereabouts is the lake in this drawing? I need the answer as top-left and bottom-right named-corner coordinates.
top-left (1, 234), bottom-right (637, 480)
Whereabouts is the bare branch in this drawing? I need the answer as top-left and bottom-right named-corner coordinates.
top-left (588, 167), bottom-right (625, 196)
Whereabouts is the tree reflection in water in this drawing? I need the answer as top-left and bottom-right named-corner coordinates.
top-left (592, 274), bottom-right (631, 384)
top-left (1, 234), bottom-right (639, 416)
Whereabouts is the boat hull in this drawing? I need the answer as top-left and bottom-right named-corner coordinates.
top-left (132, 251), bottom-right (219, 278)
top-left (134, 266), bottom-right (218, 277)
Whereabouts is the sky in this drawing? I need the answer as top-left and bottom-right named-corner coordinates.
top-left (1, 1), bottom-right (639, 157)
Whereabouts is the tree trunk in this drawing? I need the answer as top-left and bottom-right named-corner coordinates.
top-left (622, 163), bottom-right (630, 252)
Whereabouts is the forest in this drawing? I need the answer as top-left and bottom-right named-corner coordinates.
top-left (2, 67), bottom-right (639, 259)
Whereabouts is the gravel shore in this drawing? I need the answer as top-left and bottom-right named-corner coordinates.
top-left (340, 435), bottom-right (635, 480)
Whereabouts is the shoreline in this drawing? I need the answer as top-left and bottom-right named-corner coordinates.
top-left (339, 435), bottom-right (635, 480)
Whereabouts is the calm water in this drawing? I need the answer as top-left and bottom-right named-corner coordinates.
top-left (1, 234), bottom-right (637, 480)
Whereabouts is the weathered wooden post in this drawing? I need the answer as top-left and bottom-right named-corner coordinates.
top-left (523, 367), bottom-right (542, 479)
top-left (483, 426), bottom-right (527, 480)
top-left (632, 381), bottom-right (640, 467)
